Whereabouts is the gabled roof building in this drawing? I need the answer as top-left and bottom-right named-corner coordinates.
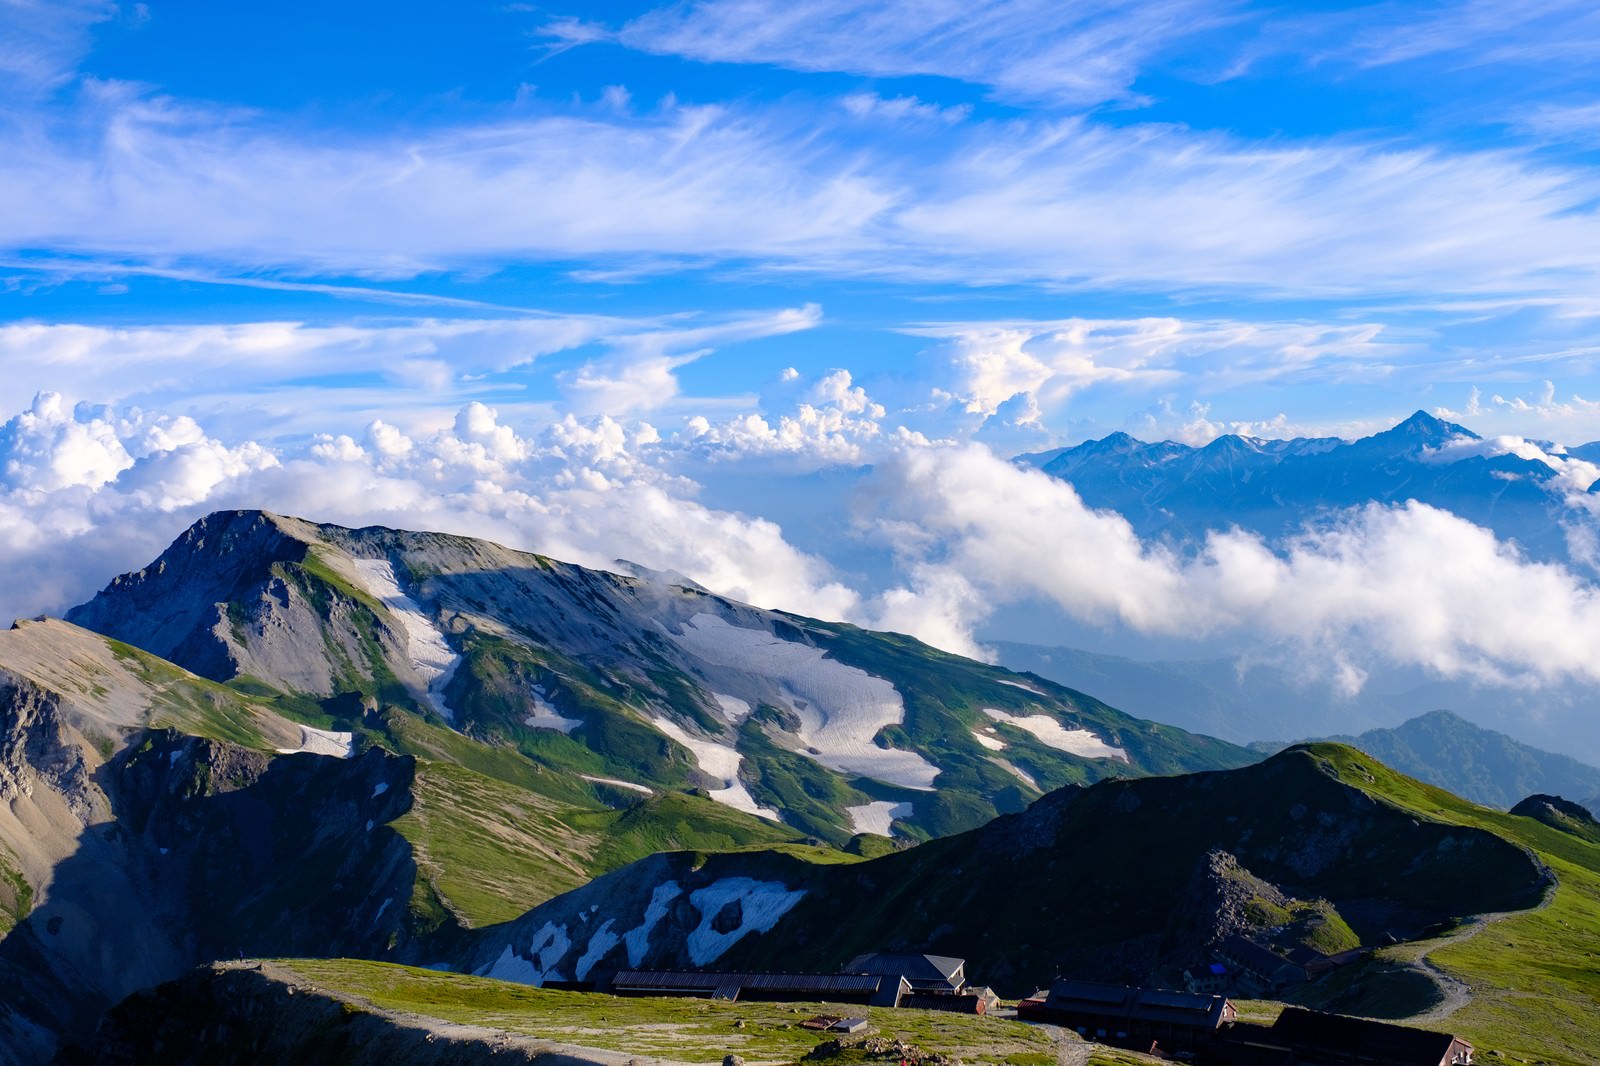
top-left (843, 953), bottom-right (967, 993)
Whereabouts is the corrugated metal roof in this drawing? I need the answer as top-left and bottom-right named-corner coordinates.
top-left (1138, 989), bottom-right (1221, 1013)
top-left (1047, 981), bottom-right (1136, 1008)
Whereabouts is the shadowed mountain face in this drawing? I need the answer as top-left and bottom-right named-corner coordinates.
top-left (66, 510), bottom-right (1255, 844)
top-left (0, 647), bottom-right (418, 1065)
top-left (465, 744), bottom-right (1552, 998)
top-left (1021, 411), bottom-right (1592, 564)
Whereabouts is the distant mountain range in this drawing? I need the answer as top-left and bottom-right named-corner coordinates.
top-left (1267, 710), bottom-right (1600, 812)
top-left (993, 638), bottom-right (1600, 766)
top-left (1018, 410), bottom-right (1597, 564)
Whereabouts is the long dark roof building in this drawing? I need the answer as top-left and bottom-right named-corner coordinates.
top-left (1265, 1007), bottom-right (1474, 1066)
top-left (610, 969), bottom-right (908, 1007)
top-left (1017, 979), bottom-right (1236, 1054)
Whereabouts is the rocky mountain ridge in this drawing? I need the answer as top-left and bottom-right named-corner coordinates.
top-left (1019, 411), bottom-right (1595, 565)
top-left (67, 510), bottom-right (1254, 843)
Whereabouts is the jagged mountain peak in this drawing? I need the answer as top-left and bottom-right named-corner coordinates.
top-left (1358, 408), bottom-right (1479, 452)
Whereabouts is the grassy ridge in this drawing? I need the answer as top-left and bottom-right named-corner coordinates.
top-left (1299, 745), bottom-right (1600, 1066)
top-left (274, 958), bottom-right (1060, 1065)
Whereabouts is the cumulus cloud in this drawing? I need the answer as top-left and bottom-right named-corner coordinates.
top-left (681, 370), bottom-right (888, 465)
top-left (0, 393), bottom-right (858, 631)
top-left (864, 441), bottom-right (1600, 692)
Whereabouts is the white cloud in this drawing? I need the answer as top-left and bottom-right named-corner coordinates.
top-left (554, 0), bottom-right (1231, 106)
top-left (909, 316), bottom-right (1396, 422)
top-left (8, 84), bottom-right (1600, 299)
top-left (0, 308), bottom-right (820, 431)
top-left (0, 394), bottom-right (858, 632)
top-left (865, 440), bottom-right (1600, 691)
top-left (0, 0), bottom-right (115, 93)
top-left (682, 369), bottom-right (887, 465)
top-left (0, 391), bottom-right (131, 490)
top-left (1329, 0), bottom-right (1600, 70)
top-left (840, 93), bottom-right (971, 124)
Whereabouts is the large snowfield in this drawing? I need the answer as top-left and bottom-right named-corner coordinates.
top-left (669, 613), bottom-right (940, 790)
top-left (351, 559), bottom-right (462, 723)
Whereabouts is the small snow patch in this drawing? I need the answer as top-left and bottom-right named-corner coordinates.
top-left (579, 774), bottom-right (653, 795)
top-left (996, 678), bottom-right (1046, 695)
top-left (847, 800), bottom-right (913, 837)
top-left (981, 708), bottom-right (1128, 762)
top-left (524, 684), bottom-right (582, 733)
top-left (972, 731), bottom-right (1006, 752)
top-left (366, 819), bottom-right (374, 832)
top-left (651, 715), bottom-right (780, 821)
top-left (375, 898), bottom-right (392, 923)
top-left (372, 782), bottom-right (388, 798)
top-left (352, 559), bottom-right (461, 723)
top-left (994, 758), bottom-right (1039, 791)
top-left (685, 879), bottom-right (806, 965)
top-left (168, 750), bottom-right (181, 766)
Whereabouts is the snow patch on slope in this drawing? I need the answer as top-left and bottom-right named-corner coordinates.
top-left (525, 683), bottom-right (583, 733)
top-left (846, 800), bottom-right (913, 837)
top-left (982, 707), bottom-right (1128, 761)
top-left (625, 881), bottom-right (682, 966)
top-left (996, 678), bottom-right (1046, 695)
top-left (482, 920), bottom-right (573, 986)
top-left (993, 758), bottom-right (1039, 790)
top-left (352, 559), bottom-right (461, 723)
top-left (685, 879), bottom-right (807, 966)
top-left (651, 715), bottom-right (780, 821)
top-left (275, 725), bottom-right (354, 758)
top-left (670, 613), bottom-right (940, 790)
top-left (972, 730), bottom-right (1005, 752)
top-left (713, 692), bottom-right (753, 724)
top-left (574, 920), bottom-right (620, 980)
top-left (580, 774), bottom-right (653, 795)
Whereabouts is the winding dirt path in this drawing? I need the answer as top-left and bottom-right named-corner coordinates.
top-left (1404, 877), bottom-right (1556, 1025)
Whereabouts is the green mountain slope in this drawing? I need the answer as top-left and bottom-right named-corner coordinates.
top-left (66, 510), bottom-right (1257, 844)
top-left (0, 621), bottom-right (801, 1064)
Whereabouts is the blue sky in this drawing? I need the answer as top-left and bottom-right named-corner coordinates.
top-left (7, 0), bottom-right (1600, 444)
top-left (8, 0), bottom-right (1600, 749)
